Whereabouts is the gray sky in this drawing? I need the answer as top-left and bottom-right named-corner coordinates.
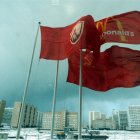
top-left (0, 0), bottom-right (140, 122)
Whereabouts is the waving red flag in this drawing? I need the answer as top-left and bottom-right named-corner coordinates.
top-left (67, 46), bottom-right (140, 91)
top-left (40, 15), bottom-right (101, 60)
top-left (96, 11), bottom-right (140, 44)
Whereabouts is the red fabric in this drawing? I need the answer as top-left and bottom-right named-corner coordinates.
top-left (96, 11), bottom-right (140, 44)
top-left (67, 46), bottom-right (140, 91)
top-left (40, 15), bottom-right (101, 60)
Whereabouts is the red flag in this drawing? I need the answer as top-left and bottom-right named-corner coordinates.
top-left (40, 15), bottom-right (101, 60)
top-left (67, 46), bottom-right (140, 91)
top-left (96, 11), bottom-right (140, 44)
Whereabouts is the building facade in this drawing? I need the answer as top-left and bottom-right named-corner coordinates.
top-left (89, 111), bottom-right (101, 129)
top-left (42, 111), bottom-right (78, 130)
top-left (128, 105), bottom-right (140, 130)
top-left (92, 118), bottom-right (113, 130)
top-left (101, 114), bottom-right (106, 120)
top-left (11, 102), bottom-right (38, 128)
top-left (37, 111), bottom-right (43, 129)
top-left (0, 100), bottom-right (6, 126)
top-left (112, 110), bottom-right (119, 130)
top-left (118, 111), bottom-right (128, 130)
top-left (2, 108), bottom-right (13, 126)
top-left (42, 111), bottom-right (66, 130)
top-left (66, 112), bottom-right (78, 130)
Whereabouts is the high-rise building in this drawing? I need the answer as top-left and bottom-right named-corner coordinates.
top-left (37, 111), bottom-right (43, 129)
top-left (66, 112), bottom-right (78, 130)
top-left (128, 105), bottom-right (140, 130)
top-left (92, 118), bottom-right (113, 130)
top-left (42, 111), bottom-right (78, 130)
top-left (92, 119), bottom-right (105, 130)
top-left (11, 102), bottom-right (21, 127)
top-left (42, 111), bottom-right (66, 130)
top-left (105, 118), bottom-right (113, 130)
top-left (0, 100), bottom-right (6, 126)
top-left (11, 102), bottom-right (38, 128)
top-left (2, 108), bottom-right (13, 126)
top-left (118, 111), bottom-right (128, 130)
top-left (89, 111), bottom-right (101, 129)
top-left (112, 109), bottom-right (119, 130)
top-left (101, 114), bottom-right (106, 120)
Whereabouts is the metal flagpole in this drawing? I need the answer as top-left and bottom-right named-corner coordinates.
top-left (50, 60), bottom-right (59, 139)
top-left (78, 49), bottom-right (83, 139)
top-left (16, 22), bottom-right (41, 139)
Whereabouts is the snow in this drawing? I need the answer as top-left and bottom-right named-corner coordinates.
top-left (1, 129), bottom-right (140, 139)
top-left (100, 130), bottom-right (140, 140)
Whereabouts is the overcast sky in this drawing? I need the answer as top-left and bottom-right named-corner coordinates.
top-left (0, 0), bottom-right (140, 122)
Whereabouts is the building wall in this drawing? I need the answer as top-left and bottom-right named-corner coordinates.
top-left (128, 105), bottom-right (140, 130)
top-left (89, 111), bottom-right (93, 129)
top-left (33, 107), bottom-right (38, 127)
top-left (118, 111), bottom-right (128, 130)
top-left (37, 111), bottom-right (43, 129)
top-left (66, 112), bottom-right (78, 130)
top-left (43, 112), bottom-right (52, 129)
top-left (11, 102), bottom-right (38, 128)
top-left (0, 100), bottom-right (6, 125)
top-left (2, 108), bottom-right (13, 126)
top-left (92, 119), bottom-right (105, 130)
top-left (92, 118), bottom-right (113, 130)
top-left (42, 111), bottom-right (66, 130)
top-left (112, 110), bottom-right (119, 130)
top-left (55, 111), bottom-right (66, 130)
top-left (24, 105), bottom-right (30, 127)
top-left (101, 114), bottom-right (106, 120)
top-left (11, 102), bottom-right (22, 127)
top-left (29, 106), bottom-right (34, 127)
top-left (105, 119), bottom-right (113, 130)
top-left (89, 111), bottom-right (101, 129)
top-left (42, 111), bottom-right (78, 130)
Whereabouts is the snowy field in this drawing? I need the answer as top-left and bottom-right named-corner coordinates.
top-left (100, 130), bottom-right (140, 140)
top-left (0, 128), bottom-right (51, 140)
top-left (1, 129), bottom-right (140, 139)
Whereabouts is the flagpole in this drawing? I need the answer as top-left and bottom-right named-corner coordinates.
top-left (50, 60), bottom-right (59, 139)
top-left (16, 22), bottom-right (41, 139)
top-left (78, 49), bottom-right (83, 139)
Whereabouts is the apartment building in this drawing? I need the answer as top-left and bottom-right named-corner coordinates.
top-left (92, 118), bottom-right (113, 130)
top-left (42, 111), bottom-right (78, 130)
top-left (89, 111), bottom-right (101, 129)
top-left (112, 109), bottom-right (119, 130)
top-left (128, 105), bottom-right (140, 130)
top-left (118, 111), bottom-right (128, 130)
top-left (66, 112), bottom-right (78, 130)
top-left (42, 111), bottom-right (66, 130)
top-left (0, 100), bottom-right (6, 126)
top-left (2, 108), bottom-right (13, 126)
top-left (11, 102), bottom-right (38, 128)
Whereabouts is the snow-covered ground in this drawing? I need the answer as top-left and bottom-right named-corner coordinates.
top-left (0, 128), bottom-right (51, 140)
top-left (1, 128), bottom-right (140, 139)
top-left (100, 130), bottom-right (140, 140)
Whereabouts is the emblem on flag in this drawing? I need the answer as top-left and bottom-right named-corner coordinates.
top-left (70, 21), bottom-right (84, 44)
